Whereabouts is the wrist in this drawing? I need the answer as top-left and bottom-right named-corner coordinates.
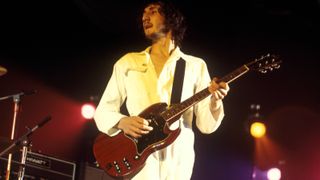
top-left (210, 98), bottom-right (222, 111)
top-left (116, 117), bottom-right (127, 130)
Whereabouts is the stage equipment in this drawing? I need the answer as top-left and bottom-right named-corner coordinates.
top-left (0, 90), bottom-right (37, 180)
top-left (0, 151), bottom-right (76, 180)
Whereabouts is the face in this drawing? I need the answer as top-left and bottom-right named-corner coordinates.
top-left (142, 4), bottom-right (167, 41)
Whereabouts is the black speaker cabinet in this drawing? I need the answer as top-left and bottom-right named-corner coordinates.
top-left (78, 162), bottom-right (117, 180)
top-left (0, 151), bottom-right (76, 180)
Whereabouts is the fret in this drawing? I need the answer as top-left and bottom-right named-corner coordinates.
top-left (162, 88), bottom-right (211, 121)
top-left (219, 65), bottom-right (249, 83)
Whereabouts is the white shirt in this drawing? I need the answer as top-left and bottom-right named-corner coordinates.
top-left (94, 47), bottom-right (225, 180)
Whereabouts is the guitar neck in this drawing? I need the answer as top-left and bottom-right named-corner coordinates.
top-left (162, 65), bottom-right (249, 124)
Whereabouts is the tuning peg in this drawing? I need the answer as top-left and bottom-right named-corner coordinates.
top-left (264, 53), bottom-right (270, 58)
top-left (274, 64), bottom-right (281, 69)
top-left (259, 69), bottom-right (267, 73)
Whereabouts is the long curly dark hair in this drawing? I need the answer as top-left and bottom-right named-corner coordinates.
top-left (142, 1), bottom-right (187, 47)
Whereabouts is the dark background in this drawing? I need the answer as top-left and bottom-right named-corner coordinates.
top-left (0, 0), bottom-right (320, 179)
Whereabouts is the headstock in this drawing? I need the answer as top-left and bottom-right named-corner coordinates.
top-left (246, 54), bottom-right (282, 73)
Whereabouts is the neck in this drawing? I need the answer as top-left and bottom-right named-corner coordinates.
top-left (150, 32), bottom-right (175, 59)
top-left (149, 32), bottom-right (176, 77)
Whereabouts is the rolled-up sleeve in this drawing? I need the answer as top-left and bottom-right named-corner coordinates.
top-left (194, 61), bottom-right (225, 134)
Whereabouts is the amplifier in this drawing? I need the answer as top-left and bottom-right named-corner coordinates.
top-left (78, 162), bottom-right (116, 180)
top-left (0, 151), bottom-right (76, 180)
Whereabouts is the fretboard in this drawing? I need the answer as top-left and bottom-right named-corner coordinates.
top-left (161, 65), bottom-right (249, 124)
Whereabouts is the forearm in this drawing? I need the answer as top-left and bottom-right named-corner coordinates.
top-left (195, 97), bottom-right (225, 134)
top-left (94, 107), bottom-right (127, 136)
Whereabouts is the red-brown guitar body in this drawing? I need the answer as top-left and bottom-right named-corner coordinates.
top-left (93, 102), bottom-right (181, 178)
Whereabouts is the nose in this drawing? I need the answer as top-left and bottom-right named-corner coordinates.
top-left (142, 13), bottom-right (150, 23)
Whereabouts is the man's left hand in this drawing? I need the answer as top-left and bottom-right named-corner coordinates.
top-left (208, 77), bottom-right (230, 101)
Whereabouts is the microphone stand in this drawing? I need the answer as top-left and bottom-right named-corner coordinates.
top-left (0, 90), bottom-right (37, 180)
top-left (6, 94), bottom-right (21, 180)
top-left (0, 116), bottom-right (52, 180)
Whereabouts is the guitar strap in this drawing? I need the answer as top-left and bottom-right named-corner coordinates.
top-left (170, 58), bottom-right (186, 105)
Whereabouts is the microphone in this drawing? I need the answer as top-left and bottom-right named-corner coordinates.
top-left (0, 89), bottom-right (38, 101)
top-left (0, 115), bottom-right (52, 157)
top-left (36, 115), bottom-right (52, 128)
top-left (21, 89), bottom-right (38, 96)
top-left (29, 115), bottom-right (52, 136)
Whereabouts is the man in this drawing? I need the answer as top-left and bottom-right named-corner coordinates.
top-left (94, 1), bottom-right (230, 179)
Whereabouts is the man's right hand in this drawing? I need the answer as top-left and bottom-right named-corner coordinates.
top-left (117, 116), bottom-right (153, 138)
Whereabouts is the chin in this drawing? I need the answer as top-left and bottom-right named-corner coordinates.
top-left (146, 32), bottom-right (165, 42)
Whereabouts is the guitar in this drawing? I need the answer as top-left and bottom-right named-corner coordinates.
top-left (93, 54), bottom-right (281, 178)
